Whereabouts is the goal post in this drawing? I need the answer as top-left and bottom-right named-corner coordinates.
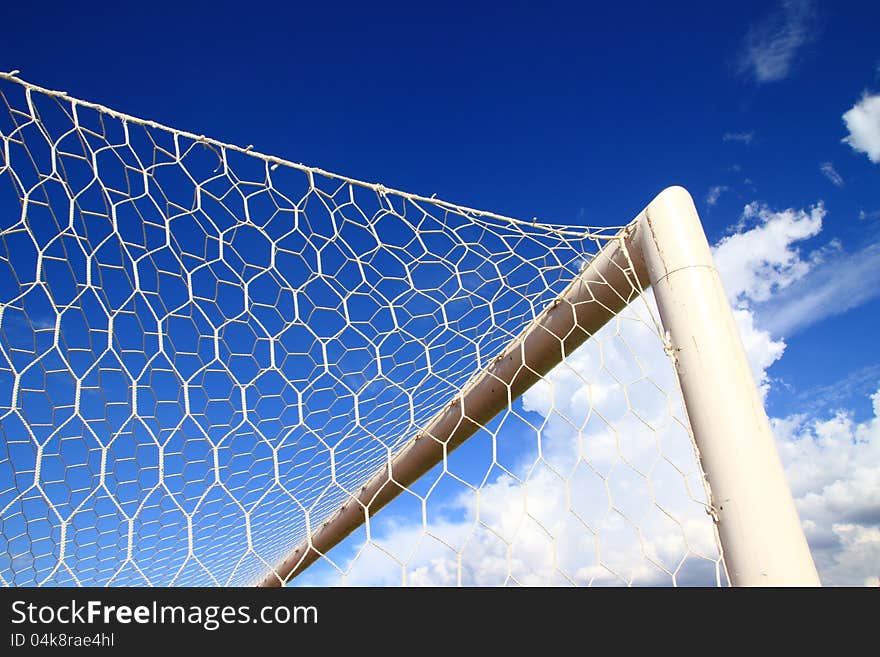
top-left (259, 186), bottom-right (820, 587)
top-left (633, 187), bottom-right (819, 586)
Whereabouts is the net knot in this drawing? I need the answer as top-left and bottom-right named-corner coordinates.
top-left (662, 330), bottom-right (678, 364)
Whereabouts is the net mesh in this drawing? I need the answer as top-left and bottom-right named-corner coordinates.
top-left (0, 73), bottom-right (724, 586)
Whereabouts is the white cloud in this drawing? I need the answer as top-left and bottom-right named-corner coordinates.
top-left (772, 391), bottom-right (880, 586)
top-left (842, 93), bottom-right (880, 163)
top-left (710, 202), bottom-right (880, 337)
top-left (712, 202), bottom-right (824, 305)
top-left (820, 162), bottom-right (844, 186)
top-left (730, 308), bottom-right (786, 399)
top-left (723, 131), bottom-right (756, 144)
top-left (705, 185), bottom-right (728, 206)
top-left (753, 240), bottom-right (880, 336)
top-left (737, 0), bottom-right (817, 83)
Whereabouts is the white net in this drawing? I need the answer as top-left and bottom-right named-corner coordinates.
top-left (0, 73), bottom-right (724, 587)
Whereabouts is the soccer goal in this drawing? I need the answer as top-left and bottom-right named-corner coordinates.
top-left (0, 72), bottom-right (819, 587)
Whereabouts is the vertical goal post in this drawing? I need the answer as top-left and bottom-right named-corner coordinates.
top-left (259, 186), bottom-right (820, 587)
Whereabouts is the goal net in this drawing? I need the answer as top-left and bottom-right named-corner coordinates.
top-left (0, 73), bottom-right (726, 587)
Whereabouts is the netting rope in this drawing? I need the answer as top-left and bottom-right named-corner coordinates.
top-left (0, 72), bottom-right (722, 586)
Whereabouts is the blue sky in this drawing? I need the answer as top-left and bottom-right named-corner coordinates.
top-left (4, 0), bottom-right (878, 414)
top-left (1, 0), bottom-right (879, 585)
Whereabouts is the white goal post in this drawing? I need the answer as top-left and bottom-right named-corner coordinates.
top-left (259, 186), bottom-right (820, 587)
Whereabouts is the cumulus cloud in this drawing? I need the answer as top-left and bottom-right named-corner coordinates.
top-left (772, 391), bottom-right (880, 586)
top-left (710, 202), bottom-right (880, 337)
top-left (820, 162), bottom-right (844, 186)
top-left (737, 0), bottom-right (817, 83)
top-left (705, 185), bottom-right (728, 206)
top-left (712, 202), bottom-right (824, 305)
top-left (842, 93), bottom-right (880, 163)
top-left (730, 308), bottom-right (786, 399)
